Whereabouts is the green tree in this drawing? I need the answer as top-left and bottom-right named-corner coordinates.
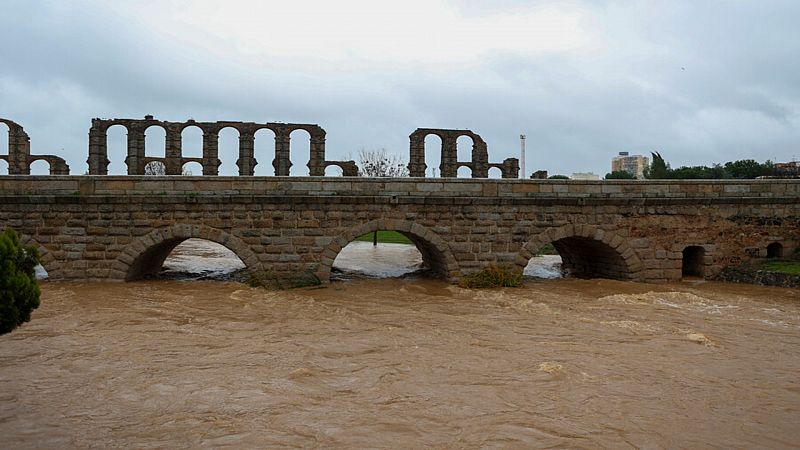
top-left (723, 159), bottom-right (773, 179)
top-left (644, 151), bottom-right (671, 179)
top-left (0, 229), bottom-right (42, 334)
top-left (547, 174), bottom-right (570, 180)
top-left (605, 170), bottom-right (636, 179)
top-left (670, 164), bottom-right (727, 179)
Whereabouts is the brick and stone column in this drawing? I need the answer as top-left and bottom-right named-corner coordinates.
top-left (273, 131), bottom-right (291, 176)
top-left (309, 131), bottom-right (326, 176)
top-left (165, 126), bottom-right (183, 175)
top-left (87, 124), bottom-right (109, 175)
top-left (440, 136), bottom-right (458, 178)
top-left (238, 132), bottom-right (256, 176)
top-left (471, 139), bottom-right (489, 178)
top-left (408, 132), bottom-right (426, 177)
top-left (126, 127), bottom-right (146, 175)
top-left (201, 130), bottom-right (220, 175)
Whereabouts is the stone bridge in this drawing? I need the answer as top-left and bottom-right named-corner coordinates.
top-left (0, 177), bottom-right (797, 284)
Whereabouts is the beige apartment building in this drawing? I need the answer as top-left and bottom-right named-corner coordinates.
top-left (611, 152), bottom-right (649, 179)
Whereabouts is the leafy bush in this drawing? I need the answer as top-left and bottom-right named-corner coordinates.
top-left (0, 229), bottom-right (42, 334)
top-left (459, 265), bottom-right (523, 288)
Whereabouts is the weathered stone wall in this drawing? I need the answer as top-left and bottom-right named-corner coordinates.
top-left (0, 177), bottom-right (797, 284)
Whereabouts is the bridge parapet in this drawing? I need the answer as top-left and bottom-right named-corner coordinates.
top-left (0, 176), bottom-right (797, 200)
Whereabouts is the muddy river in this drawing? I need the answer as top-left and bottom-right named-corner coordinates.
top-left (2, 241), bottom-right (799, 448)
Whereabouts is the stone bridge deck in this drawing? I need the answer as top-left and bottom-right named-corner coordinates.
top-left (0, 176), bottom-right (798, 284)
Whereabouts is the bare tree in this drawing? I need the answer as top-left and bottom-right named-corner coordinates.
top-left (144, 161), bottom-right (194, 175)
top-left (357, 148), bottom-right (409, 177)
top-left (144, 161), bottom-right (167, 175)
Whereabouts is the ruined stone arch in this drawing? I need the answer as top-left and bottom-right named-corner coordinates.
top-left (110, 224), bottom-right (260, 281)
top-left (517, 224), bottom-right (644, 281)
top-left (408, 128), bottom-right (489, 178)
top-left (315, 219), bottom-right (459, 282)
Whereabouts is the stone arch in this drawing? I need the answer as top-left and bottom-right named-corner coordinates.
top-left (766, 241), bottom-right (784, 258)
top-left (28, 158), bottom-right (50, 175)
top-left (180, 124), bottom-right (204, 158)
top-left (144, 123), bottom-right (167, 158)
top-left (216, 125), bottom-right (241, 175)
top-left (316, 219), bottom-right (459, 282)
top-left (110, 224), bottom-right (260, 281)
top-left (287, 127), bottom-right (312, 176)
top-left (518, 224), bottom-right (644, 280)
top-left (253, 126), bottom-right (276, 175)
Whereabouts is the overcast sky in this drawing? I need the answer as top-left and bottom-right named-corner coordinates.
top-left (1, 0), bottom-right (798, 176)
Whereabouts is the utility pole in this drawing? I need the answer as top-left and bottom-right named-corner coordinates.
top-left (520, 134), bottom-right (526, 179)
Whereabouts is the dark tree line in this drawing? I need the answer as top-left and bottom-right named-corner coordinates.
top-left (643, 152), bottom-right (775, 179)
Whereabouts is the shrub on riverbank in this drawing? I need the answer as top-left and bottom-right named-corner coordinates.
top-left (459, 265), bottom-right (523, 288)
top-left (0, 229), bottom-right (42, 334)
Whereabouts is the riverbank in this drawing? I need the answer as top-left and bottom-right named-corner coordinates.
top-left (715, 259), bottom-right (800, 288)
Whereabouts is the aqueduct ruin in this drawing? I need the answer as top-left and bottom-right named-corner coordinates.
top-left (1, 115), bottom-right (798, 285)
top-left (0, 119), bottom-right (70, 175)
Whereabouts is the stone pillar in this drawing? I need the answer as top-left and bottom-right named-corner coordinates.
top-left (202, 131), bottom-right (220, 175)
top-left (49, 157), bottom-right (70, 175)
top-left (87, 124), bottom-right (109, 175)
top-left (273, 131), bottom-right (291, 176)
top-left (238, 132), bottom-right (256, 176)
top-left (440, 136), bottom-right (458, 178)
top-left (308, 131), bottom-right (326, 176)
top-left (164, 126), bottom-right (182, 175)
top-left (408, 132), bottom-right (426, 177)
top-left (501, 157), bottom-right (520, 178)
top-left (7, 126), bottom-right (31, 175)
top-left (471, 139), bottom-right (489, 178)
top-left (126, 127), bottom-right (146, 175)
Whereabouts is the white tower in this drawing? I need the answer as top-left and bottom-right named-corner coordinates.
top-left (520, 134), bottom-right (526, 179)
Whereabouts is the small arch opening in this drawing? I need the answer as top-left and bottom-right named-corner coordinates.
top-left (332, 230), bottom-right (450, 280)
top-left (144, 160), bottom-right (167, 175)
top-left (144, 125), bottom-right (166, 158)
top-left (525, 237), bottom-right (629, 280)
top-left (289, 129), bottom-right (311, 176)
top-left (767, 242), bottom-right (783, 259)
top-left (0, 122), bottom-right (9, 156)
top-left (0, 158), bottom-right (8, 175)
top-left (424, 134), bottom-right (442, 177)
top-left (218, 127), bottom-right (240, 175)
top-left (181, 125), bottom-right (203, 158)
top-left (489, 167), bottom-right (503, 179)
top-left (182, 161), bottom-right (203, 176)
top-left (682, 246), bottom-right (705, 279)
top-left (127, 238), bottom-right (246, 281)
top-left (325, 165), bottom-right (343, 176)
top-left (456, 135), bottom-right (473, 173)
top-left (29, 159), bottom-right (50, 175)
top-left (254, 128), bottom-right (276, 176)
top-left (457, 165), bottom-right (472, 178)
top-left (107, 124), bottom-right (128, 175)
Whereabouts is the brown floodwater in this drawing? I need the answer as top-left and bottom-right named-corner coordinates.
top-left (1, 275), bottom-right (798, 449)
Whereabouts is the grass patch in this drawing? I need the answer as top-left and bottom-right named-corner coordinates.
top-left (537, 243), bottom-right (557, 255)
top-left (761, 260), bottom-right (800, 275)
top-left (354, 231), bottom-right (412, 245)
top-left (459, 265), bottom-right (523, 288)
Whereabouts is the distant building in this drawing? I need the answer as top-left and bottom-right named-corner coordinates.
top-left (611, 152), bottom-right (649, 179)
top-left (571, 172), bottom-right (600, 180)
top-left (772, 161), bottom-right (800, 178)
